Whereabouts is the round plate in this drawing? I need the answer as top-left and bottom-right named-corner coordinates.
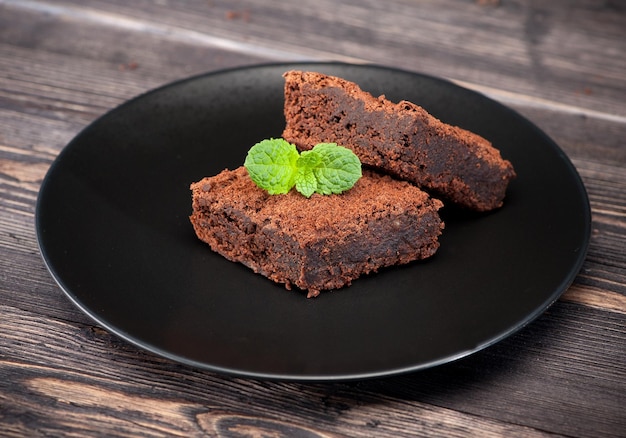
top-left (36, 63), bottom-right (590, 381)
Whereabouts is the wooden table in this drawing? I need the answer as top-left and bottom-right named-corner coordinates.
top-left (1, 1), bottom-right (624, 436)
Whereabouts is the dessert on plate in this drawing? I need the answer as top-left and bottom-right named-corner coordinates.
top-left (282, 70), bottom-right (516, 212)
top-left (190, 70), bottom-right (516, 296)
top-left (190, 167), bottom-right (444, 298)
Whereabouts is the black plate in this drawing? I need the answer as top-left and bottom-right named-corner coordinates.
top-left (36, 63), bottom-right (590, 381)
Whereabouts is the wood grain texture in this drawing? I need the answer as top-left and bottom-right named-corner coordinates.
top-left (8, 0), bottom-right (625, 119)
top-left (1, 303), bottom-right (624, 437)
top-left (1, 0), bottom-right (625, 436)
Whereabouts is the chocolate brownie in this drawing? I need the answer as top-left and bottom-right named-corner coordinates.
top-left (282, 71), bottom-right (516, 211)
top-left (190, 167), bottom-right (444, 297)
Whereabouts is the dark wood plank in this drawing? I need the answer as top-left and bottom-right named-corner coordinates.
top-left (11, 0), bottom-right (625, 119)
top-left (0, 2), bottom-right (272, 112)
top-left (1, 302), bottom-right (624, 437)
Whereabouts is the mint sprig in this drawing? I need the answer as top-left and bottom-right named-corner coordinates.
top-left (244, 138), bottom-right (362, 197)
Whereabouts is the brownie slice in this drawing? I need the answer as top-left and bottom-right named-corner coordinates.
top-left (190, 167), bottom-right (444, 297)
top-left (282, 70), bottom-right (516, 212)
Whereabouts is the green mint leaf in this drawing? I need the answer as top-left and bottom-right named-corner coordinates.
top-left (296, 149), bottom-right (322, 170)
top-left (244, 138), bottom-right (299, 194)
top-left (244, 139), bottom-right (362, 196)
top-left (310, 143), bottom-right (362, 195)
top-left (294, 168), bottom-right (317, 197)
